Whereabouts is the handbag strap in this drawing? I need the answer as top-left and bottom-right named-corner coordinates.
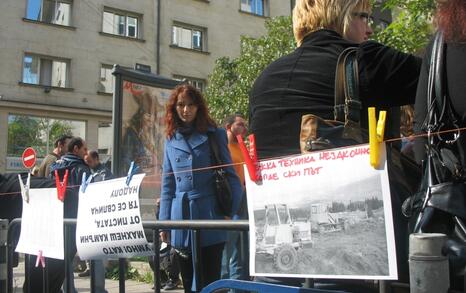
top-left (207, 131), bottom-right (222, 167)
top-left (427, 31), bottom-right (461, 132)
top-left (334, 47), bottom-right (361, 124)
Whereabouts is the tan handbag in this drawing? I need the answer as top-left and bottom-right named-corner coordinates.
top-left (300, 47), bottom-right (367, 153)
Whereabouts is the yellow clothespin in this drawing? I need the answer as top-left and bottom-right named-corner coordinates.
top-left (368, 107), bottom-right (386, 168)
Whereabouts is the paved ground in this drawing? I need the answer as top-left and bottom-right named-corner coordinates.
top-left (12, 261), bottom-right (184, 293)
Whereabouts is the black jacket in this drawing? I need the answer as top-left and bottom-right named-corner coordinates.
top-left (92, 163), bottom-right (114, 182)
top-left (249, 29), bottom-right (421, 158)
top-left (49, 153), bottom-right (91, 186)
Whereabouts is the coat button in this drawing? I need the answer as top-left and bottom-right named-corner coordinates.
top-left (175, 157), bottom-right (180, 162)
top-left (176, 177), bottom-right (181, 181)
top-left (188, 155), bottom-right (192, 160)
top-left (187, 176), bottom-right (192, 180)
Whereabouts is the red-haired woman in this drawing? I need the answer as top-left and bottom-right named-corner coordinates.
top-left (159, 84), bottom-right (243, 292)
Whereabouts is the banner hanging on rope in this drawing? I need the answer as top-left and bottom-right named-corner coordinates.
top-left (246, 143), bottom-right (397, 280)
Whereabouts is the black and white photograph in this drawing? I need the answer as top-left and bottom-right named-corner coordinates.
top-left (245, 145), bottom-right (397, 280)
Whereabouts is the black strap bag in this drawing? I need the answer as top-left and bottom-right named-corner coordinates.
top-left (207, 131), bottom-right (233, 217)
top-left (402, 31), bottom-right (466, 275)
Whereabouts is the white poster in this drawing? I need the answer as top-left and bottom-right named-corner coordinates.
top-left (16, 188), bottom-right (64, 260)
top-left (76, 173), bottom-right (153, 260)
top-left (246, 144), bottom-right (397, 280)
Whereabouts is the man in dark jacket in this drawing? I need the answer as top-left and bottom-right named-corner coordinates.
top-left (50, 137), bottom-right (90, 186)
top-left (49, 137), bottom-right (90, 293)
top-left (84, 150), bottom-right (113, 182)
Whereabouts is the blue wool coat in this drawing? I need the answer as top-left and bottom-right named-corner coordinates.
top-left (159, 127), bottom-right (243, 249)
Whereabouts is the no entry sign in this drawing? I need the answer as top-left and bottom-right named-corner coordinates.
top-left (22, 147), bottom-right (37, 169)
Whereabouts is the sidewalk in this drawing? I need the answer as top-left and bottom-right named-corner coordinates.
top-left (12, 261), bottom-right (184, 293)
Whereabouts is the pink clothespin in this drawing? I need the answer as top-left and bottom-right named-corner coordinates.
top-left (237, 134), bottom-right (259, 182)
top-left (55, 169), bottom-right (69, 202)
top-left (35, 250), bottom-right (45, 268)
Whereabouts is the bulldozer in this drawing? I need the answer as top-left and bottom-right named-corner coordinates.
top-left (256, 204), bottom-right (312, 272)
top-left (310, 203), bottom-right (348, 233)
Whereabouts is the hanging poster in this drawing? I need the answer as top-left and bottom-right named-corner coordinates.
top-left (246, 144), bottom-right (397, 280)
top-left (76, 174), bottom-right (153, 260)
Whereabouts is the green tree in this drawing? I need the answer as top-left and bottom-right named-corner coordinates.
top-left (205, 16), bottom-right (295, 122)
top-left (372, 0), bottom-right (435, 54)
top-left (8, 116), bottom-right (73, 157)
top-left (7, 116), bottom-right (42, 156)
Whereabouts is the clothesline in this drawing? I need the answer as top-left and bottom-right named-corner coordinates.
top-left (1, 126), bottom-right (465, 197)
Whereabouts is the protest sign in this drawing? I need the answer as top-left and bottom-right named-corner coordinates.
top-left (76, 173), bottom-right (153, 260)
top-left (246, 144), bottom-right (397, 280)
top-left (16, 188), bottom-right (64, 260)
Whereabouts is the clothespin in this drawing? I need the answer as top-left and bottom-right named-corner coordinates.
top-left (55, 169), bottom-right (69, 202)
top-left (368, 107), bottom-right (387, 168)
top-left (35, 250), bottom-right (45, 268)
top-left (237, 134), bottom-right (259, 182)
top-left (126, 161), bottom-right (140, 186)
top-left (18, 173), bottom-right (31, 203)
top-left (80, 172), bottom-right (93, 193)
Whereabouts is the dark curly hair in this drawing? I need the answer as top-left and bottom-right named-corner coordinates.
top-left (165, 84), bottom-right (217, 138)
top-left (436, 0), bottom-right (466, 42)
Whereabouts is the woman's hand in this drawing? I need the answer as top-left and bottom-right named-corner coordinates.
top-left (160, 231), bottom-right (170, 243)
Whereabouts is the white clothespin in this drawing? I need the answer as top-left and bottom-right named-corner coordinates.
top-left (80, 172), bottom-right (93, 193)
top-left (18, 173), bottom-right (31, 203)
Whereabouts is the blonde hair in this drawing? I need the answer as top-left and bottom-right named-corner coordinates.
top-left (293, 0), bottom-right (371, 46)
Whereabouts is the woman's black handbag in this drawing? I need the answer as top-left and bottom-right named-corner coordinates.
top-left (207, 132), bottom-right (233, 217)
top-left (403, 31), bottom-right (466, 275)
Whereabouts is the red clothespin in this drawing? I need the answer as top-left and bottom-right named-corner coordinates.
top-left (55, 169), bottom-right (69, 202)
top-left (237, 134), bottom-right (259, 182)
top-left (35, 250), bottom-right (45, 268)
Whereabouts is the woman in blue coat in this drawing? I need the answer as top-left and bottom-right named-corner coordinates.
top-left (159, 84), bottom-right (243, 292)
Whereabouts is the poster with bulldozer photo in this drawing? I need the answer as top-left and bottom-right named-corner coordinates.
top-left (245, 144), bottom-right (397, 280)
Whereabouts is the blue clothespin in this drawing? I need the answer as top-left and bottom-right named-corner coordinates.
top-left (80, 172), bottom-right (93, 193)
top-left (126, 161), bottom-right (140, 186)
top-left (18, 173), bottom-right (31, 203)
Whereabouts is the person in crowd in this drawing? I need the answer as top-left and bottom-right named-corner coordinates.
top-left (76, 150), bottom-right (113, 293)
top-left (85, 150), bottom-right (113, 182)
top-left (249, 0), bottom-right (422, 287)
top-left (50, 136), bottom-right (91, 293)
top-left (159, 84), bottom-right (243, 292)
top-left (50, 136), bottom-right (90, 185)
top-left (413, 0), bottom-right (466, 163)
top-left (221, 113), bottom-right (250, 288)
top-left (413, 1), bottom-right (466, 289)
top-left (37, 134), bottom-right (72, 177)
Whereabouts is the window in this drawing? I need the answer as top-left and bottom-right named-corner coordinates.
top-left (22, 54), bottom-right (69, 88)
top-left (7, 114), bottom-right (85, 158)
top-left (99, 64), bottom-right (114, 93)
top-left (26, 0), bottom-right (72, 26)
top-left (102, 9), bottom-right (140, 38)
top-left (240, 0), bottom-right (268, 16)
top-left (173, 75), bottom-right (206, 92)
top-left (172, 24), bottom-right (205, 51)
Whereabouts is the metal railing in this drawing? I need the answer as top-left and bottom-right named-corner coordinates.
top-left (5, 218), bottom-right (249, 293)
